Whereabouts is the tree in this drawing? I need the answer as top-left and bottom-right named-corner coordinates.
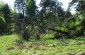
top-left (26, 0), bottom-right (37, 33)
top-left (14, 0), bottom-right (28, 40)
top-left (69, 0), bottom-right (85, 16)
top-left (14, 0), bottom-right (26, 15)
top-left (26, 0), bottom-right (37, 17)
top-left (1, 4), bottom-right (12, 34)
top-left (68, 0), bottom-right (85, 36)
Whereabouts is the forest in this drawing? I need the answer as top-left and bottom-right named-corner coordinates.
top-left (0, 0), bottom-right (85, 55)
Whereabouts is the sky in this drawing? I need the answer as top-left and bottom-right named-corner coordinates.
top-left (0, 0), bottom-right (75, 14)
top-left (0, 0), bottom-right (15, 8)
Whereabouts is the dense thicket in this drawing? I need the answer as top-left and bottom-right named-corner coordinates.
top-left (0, 0), bottom-right (85, 40)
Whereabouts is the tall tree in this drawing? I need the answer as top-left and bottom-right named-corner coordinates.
top-left (39, 0), bottom-right (65, 30)
top-left (2, 4), bottom-right (11, 34)
top-left (14, 0), bottom-right (29, 40)
top-left (26, 0), bottom-right (37, 26)
top-left (26, 0), bottom-right (37, 17)
top-left (68, 0), bottom-right (85, 36)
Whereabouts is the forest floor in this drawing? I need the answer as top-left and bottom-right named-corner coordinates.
top-left (0, 34), bottom-right (85, 55)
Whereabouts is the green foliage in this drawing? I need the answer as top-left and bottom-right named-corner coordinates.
top-left (1, 0), bottom-right (85, 39)
top-left (26, 0), bottom-right (37, 16)
top-left (1, 4), bottom-right (12, 34)
top-left (1, 0), bottom-right (85, 54)
top-left (0, 2), bottom-right (4, 16)
top-left (2, 4), bottom-right (11, 23)
top-left (0, 16), bottom-right (6, 35)
top-left (0, 2), bottom-right (13, 35)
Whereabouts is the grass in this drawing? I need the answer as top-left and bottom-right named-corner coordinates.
top-left (0, 34), bottom-right (85, 55)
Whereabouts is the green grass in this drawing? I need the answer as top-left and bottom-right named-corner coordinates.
top-left (0, 34), bottom-right (85, 55)
top-left (0, 34), bottom-right (18, 50)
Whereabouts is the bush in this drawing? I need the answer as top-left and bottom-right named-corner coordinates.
top-left (54, 33), bottom-right (62, 39)
top-left (21, 30), bottom-right (30, 41)
top-left (34, 32), bottom-right (41, 40)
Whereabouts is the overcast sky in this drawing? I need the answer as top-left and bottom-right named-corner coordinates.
top-left (0, 0), bottom-right (75, 14)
